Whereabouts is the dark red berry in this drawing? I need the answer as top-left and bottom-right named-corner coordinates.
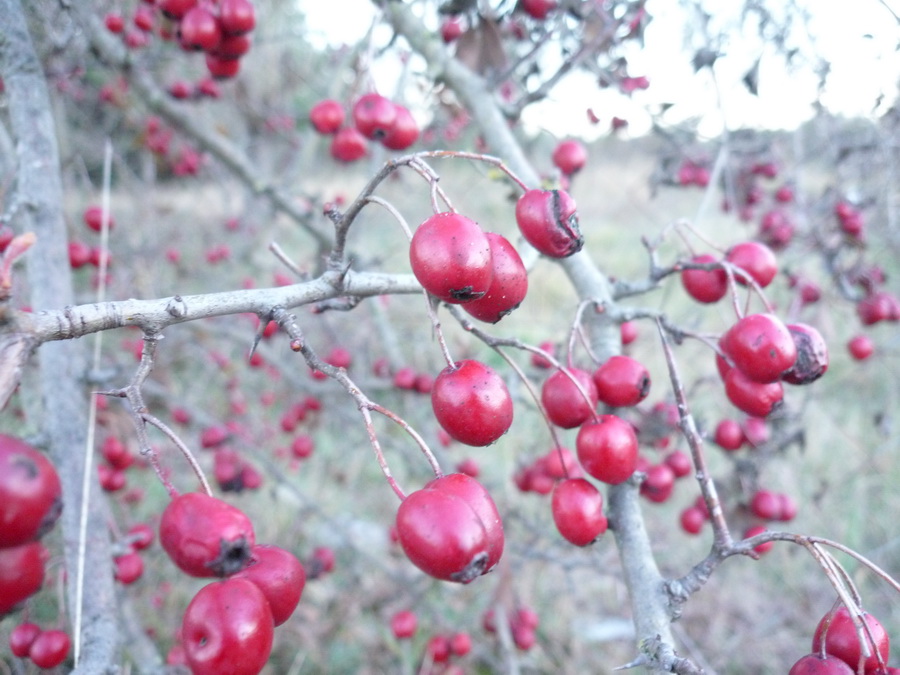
top-left (462, 233), bottom-right (528, 323)
top-left (432, 360), bottom-right (513, 446)
top-left (515, 189), bottom-right (583, 258)
top-left (681, 254), bottom-right (728, 303)
top-left (541, 368), bottom-right (598, 429)
top-left (551, 478), bottom-right (607, 546)
top-left (782, 323), bottom-right (828, 385)
top-left (592, 355), bottom-right (651, 407)
top-left (0, 435), bottom-right (62, 548)
top-left (576, 415), bottom-right (638, 485)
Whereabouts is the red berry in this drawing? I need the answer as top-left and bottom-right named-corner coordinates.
top-left (390, 610), bottom-right (418, 639)
top-left (205, 54), bottom-right (241, 79)
top-left (0, 542), bottom-right (48, 615)
top-left (28, 629), bottom-right (70, 669)
top-left (396, 481), bottom-right (492, 583)
top-left (515, 189), bottom-right (583, 258)
top-left (720, 314), bottom-right (798, 383)
top-left (743, 524), bottom-right (773, 554)
top-left (551, 139), bottom-right (587, 175)
top-left (788, 653), bottom-right (854, 675)
top-left (128, 522), bottom-right (155, 550)
top-left (114, 551), bottom-right (144, 585)
top-left (182, 578), bottom-right (274, 675)
top-left (159, 0), bottom-right (197, 19)
top-left (741, 416), bottom-right (769, 447)
top-left (83, 205), bottom-right (114, 232)
top-left (233, 545), bottom-right (305, 626)
top-left (713, 419), bottom-right (744, 451)
top-left (214, 33), bottom-right (251, 59)
top-left (450, 632), bottom-right (472, 656)
top-left (461, 232), bottom-right (528, 323)
top-left (592, 355), bottom-right (651, 407)
top-left (551, 478), bottom-right (607, 546)
top-left (381, 104), bottom-right (419, 150)
top-left (681, 254), bottom-right (728, 303)
top-left (426, 634), bottom-right (452, 663)
top-left (309, 99), bottom-right (345, 135)
top-left (620, 321), bottom-right (638, 345)
top-left (432, 360), bottom-right (513, 446)
top-left (679, 506), bottom-right (706, 535)
top-left (541, 367), bottom-right (598, 429)
top-left (576, 415), bottom-right (639, 485)
top-left (782, 323), bottom-right (829, 385)
top-left (663, 450), bottom-right (692, 478)
top-left (812, 606), bottom-right (890, 674)
top-left (133, 6), bottom-right (155, 32)
top-left (440, 17), bottom-right (464, 42)
top-left (178, 6), bottom-right (221, 51)
top-left (640, 463), bottom-right (676, 503)
top-left (749, 489), bottom-right (780, 520)
top-left (218, 0), bottom-right (256, 36)
top-left (0, 435), bottom-right (62, 548)
top-left (724, 368), bottom-right (784, 418)
top-left (352, 93), bottom-right (397, 140)
top-left (724, 241), bottom-right (777, 288)
top-left (847, 335), bottom-right (874, 361)
top-left (159, 492), bottom-right (255, 577)
top-left (409, 212), bottom-right (493, 303)
top-left (9, 622), bottom-right (41, 658)
top-left (105, 12), bottom-right (125, 33)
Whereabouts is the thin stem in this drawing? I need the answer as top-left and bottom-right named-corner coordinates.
top-left (655, 317), bottom-right (733, 551)
top-left (141, 414), bottom-right (211, 497)
top-left (365, 195), bottom-right (414, 240)
top-left (566, 299), bottom-right (598, 369)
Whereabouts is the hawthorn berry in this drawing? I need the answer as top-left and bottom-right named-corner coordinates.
top-left (782, 323), bottom-right (828, 385)
top-left (233, 544), bottom-right (305, 626)
top-left (541, 367), bottom-right (598, 429)
top-left (390, 610), bottom-right (418, 639)
top-left (462, 232), bottom-right (528, 323)
top-left (681, 254), bottom-right (728, 303)
top-left (159, 492), bottom-right (255, 577)
top-left (679, 506), bottom-right (706, 535)
top-left (551, 139), bottom-right (587, 175)
top-left (640, 464), bottom-right (676, 503)
top-left (83, 205), bottom-right (114, 232)
top-left (396, 476), bottom-right (500, 583)
top-left (551, 478), bottom-right (607, 546)
top-left (713, 419), bottom-right (744, 451)
top-left (182, 578), bottom-right (274, 675)
top-left (0, 434), bottom-right (62, 548)
top-left (847, 335), bottom-right (874, 361)
top-left (576, 415), bottom-right (639, 485)
top-left (381, 103), bottom-right (419, 150)
top-left (28, 630), bottom-right (71, 669)
top-left (812, 605), bottom-right (890, 674)
top-left (309, 99), bottom-right (345, 135)
top-left (515, 189), bottom-right (583, 258)
top-left (0, 542), bottom-right (48, 615)
top-left (723, 368), bottom-right (784, 418)
top-left (114, 551), bottom-right (144, 585)
top-left (8, 622), bottom-right (41, 658)
top-left (788, 653), bottom-right (854, 674)
top-left (352, 93), bottom-right (397, 140)
top-left (720, 313), bottom-right (798, 383)
top-left (409, 212), bottom-right (493, 303)
top-left (160, 0), bottom-right (197, 19)
top-left (724, 241), bottom-right (777, 288)
top-left (431, 359), bottom-right (513, 446)
top-left (592, 355), bottom-right (651, 407)
top-left (178, 6), bottom-right (221, 52)
top-left (205, 53), bottom-right (241, 79)
top-left (218, 0), bottom-right (256, 36)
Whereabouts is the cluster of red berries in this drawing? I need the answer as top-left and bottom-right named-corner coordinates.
top-left (309, 94), bottom-right (420, 162)
top-left (159, 491), bottom-right (305, 674)
top-left (68, 205), bottom-right (116, 269)
top-left (104, 0), bottom-right (256, 80)
top-left (1, 435), bottom-right (68, 668)
top-left (789, 605), bottom-right (893, 674)
top-left (483, 605), bottom-right (541, 651)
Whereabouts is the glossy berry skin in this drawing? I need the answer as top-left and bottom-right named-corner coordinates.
top-left (576, 415), bottom-right (639, 485)
top-left (352, 93), bottom-right (397, 140)
top-left (551, 478), bottom-right (607, 546)
top-left (541, 368), bottom-right (598, 429)
top-left (425, 473), bottom-right (504, 571)
top-left (0, 542), bottom-right (47, 615)
top-left (462, 233), bottom-right (528, 323)
top-left (8, 622), bottom-right (41, 657)
top-left (28, 629), bottom-right (71, 669)
top-left (330, 127), bottom-right (368, 162)
top-left (720, 314), bottom-right (797, 383)
top-left (592, 355), bottom-right (651, 407)
top-left (233, 544), bottom-right (305, 626)
top-left (381, 104), bottom-right (419, 150)
top-left (515, 189), bottom-right (583, 258)
top-left (432, 360), bottom-right (513, 446)
top-left (782, 323), bottom-right (829, 385)
top-left (410, 212), bottom-right (493, 303)
top-left (724, 368), bottom-right (784, 418)
top-left (724, 241), bottom-right (777, 288)
top-left (159, 492), bottom-right (255, 577)
top-left (309, 99), bottom-right (344, 134)
top-left (788, 653), bottom-right (854, 675)
top-left (396, 480), bottom-right (495, 583)
top-left (551, 139), bottom-right (587, 175)
top-left (681, 254), bottom-right (728, 303)
top-left (812, 606), bottom-right (890, 675)
top-left (182, 578), bottom-right (274, 675)
top-left (847, 334), bottom-right (874, 361)
top-left (680, 506), bottom-right (706, 535)
top-left (218, 0), bottom-right (256, 36)
top-left (639, 464), bottom-right (675, 503)
top-left (0, 434), bottom-right (62, 548)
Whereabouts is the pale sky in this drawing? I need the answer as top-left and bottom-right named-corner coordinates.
top-left (298, 0), bottom-right (900, 139)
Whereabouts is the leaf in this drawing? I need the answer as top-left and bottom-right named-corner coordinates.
top-left (455, 17), bottom-right (508, 76)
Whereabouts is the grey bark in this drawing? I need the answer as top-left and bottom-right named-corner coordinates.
top-left (0, 0), bottom-right (119, 672)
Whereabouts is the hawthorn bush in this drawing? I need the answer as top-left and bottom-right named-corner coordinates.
top-left (1, 0), bottom-right (899, 673)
